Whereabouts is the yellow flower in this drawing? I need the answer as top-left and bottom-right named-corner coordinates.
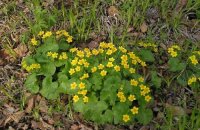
top-left (70, 82), bottom-right (77, 89)
top-left (141, 61), bottom-right (147, 67)
top-left (80, 73), bottom-right (89, 80)
top-left (71, 58), bottom-right (78, 66)
top-left (63, 31), bottom-right (69, 37)
top-left (38, 31), bottom-right (44, 36)
top-left (145, 95), bottom-right (151, 102)
top-left (91, 67), bottom-right (97, 73)
top-left (129, 68), bottom-right (135, 73)
top-left (119, 46), bottom-right (127, 53)
top-left (139, 84), bottom-right (147, 90)
top-left (70, 47), bottom-right (78, 53)
top-left (131, 106), bottom-right (139, 115)
top-left (76, 50), bottom-right (84, 58)
top-left (117, 91), bottom-right (124, 98)
top-left (114, 65), bottom-right (120, 72)
top-left (79, 82), bottom-right (85, 89)
top-left (73, 95), bottom-right (79, 103)
top-left (106, 49), bottom-right (113, 55)
top-left (106, 62), bottom-right (114, 68)
top-left (78, 90), bottom-right (87, 96)
top-left (128, 95), bottom-right (136, 101)
top-left (138, 77), bottom-right (144, 82)
top-left (132, 60), bottom-right (137, 65)
top-left (171, 51), bottom-right (177, 57)
top-left (92, 49), bottom-right (99, 55)
top-left (42, 31), bottom-right (52, 39)
top-left (120, 95), bottom-right (126, 102)
top-left (51, 52), bottom-right (58, 58)
top-left (100, 70), bottom-right (107, 76)
top-left (122, 115), bottom-right (130, 122)
top-left (99, 42), bottom-right (107, 48)
top-left (130, 79), bottom-right (138, 86)
top-left (189, 55), bottom-right (198, 65)
top-left (61, 52), bottom-right (68, 59)
top-left (83, 62), bottom-right (90, 68)
top-left (99, 49), bottom-right (104, 53)
top-left (69, 68), bottom-right (75, 75)
top-left (109, 57), bottom-right (115, 62)
top-left (67, 36), bottom-right (73, 43)
top-left (121, 55), bottom-right (128, 61)
top-left (47, 52), bottom-right (52, 56)
top-left (98, 64), bottom-right (104, 69)
top-left (78, 59), bottom-right (86, 65)
top-left (86, 51), bottom-right (92, 57)
top-left (123, 64), bottom-right (129, 69)
top-left (31, 37), bottom-right (38, 46)
top-left (188, 76), bottom-right (197, 85)
top-left (59, 52), bottom-right (68, 60)
top-left (75, 66), bottom-right (81, 72)
top-left (83, 96), bottom-right (89, 103)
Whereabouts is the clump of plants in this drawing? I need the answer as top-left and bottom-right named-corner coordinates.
top-left (22, 30), bottom-right (153, 124)
top-left (167, 45), bottom-right (200, 89)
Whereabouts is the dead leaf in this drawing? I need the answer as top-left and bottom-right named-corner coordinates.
top-left (79, 124), bottom-right (93, 130)
top-left (25, 96), bottom-right (34, 113)
top-left (38, 98), bottom-right (48, 113)
top-left (31, 120), bottom-right (39, 129)
top-left (10, 111), bottom-right (24, 123)
top-left (165, 103), bottom-right (186, 116)
top-left (139, 126), bottom-right (150, 130)
top-left (14, 44), bottom-right (28, 58)
top-left (140, 22), bottom-right (148, 33)
top-left (88, 41), bottom-right (99, 49)
top-left (108, 6), bottom-right (119, 16)
top-left (39, 118), bottom-right (54, 130)
top-left (70, 124), bottom-right (80, 130)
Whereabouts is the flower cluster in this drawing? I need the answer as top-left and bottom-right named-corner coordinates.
top-left (56, 30), bottom-right (73, 43)
top-left (62, 42), bottom-right (152, 123)
top-left (70, 82), bottom-right (89, 103)
top-left (189, 55), bottom-right (199, 65)
top-left (47, 52), bottom-right (68, 60)
top-left (30, 30), bottom-right (73, 46)
top-left (167, 45), bottom-right (181, 57)
top-left (138, 42), bottom-right (158, 52)
top-left (22, 61), bottom-right (40, 72)
top-left (23, 31), bottom-right (153, 124)
top-left (188, 76), bottom-right (200, 86)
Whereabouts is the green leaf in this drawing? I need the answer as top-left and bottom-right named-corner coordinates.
top-left (104, 75), bottom-right (121, 90)
top-left (40, 62), bottom-right (56, 76)
top-left (25, 73), bottom-right (39, 93)
top-left (151, 71), bottom-right (162, 88)
top-left (137, 108), bottom-right (153, 125)
top-left (112, 103), bottom-right (129, 124)
top-left (103, 110), bottom-right (113, 123)
top-left (58, 39), bottom-right (70, 50)
top-left (100, 89), bottom-right (117, 105)
top-left (90, 75), bottom-right (102, 91)
top-left (57, 73), bottom-right (68, 94)
top-left (168, 58), bottom-right (186, 72)
top-left (40, 76), bottom-right (59, 99)
top-left (37, 41), bottom-right (59, 53)
top-left (139, 49), bottom-right (155, 62)
top-left (35, 53), bottom-right (49, 63)
top-left (74, 100), bottom-right (86, 113)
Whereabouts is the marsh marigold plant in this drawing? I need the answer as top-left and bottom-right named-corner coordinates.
top-left (22, 30), bottom-right (153, 124)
